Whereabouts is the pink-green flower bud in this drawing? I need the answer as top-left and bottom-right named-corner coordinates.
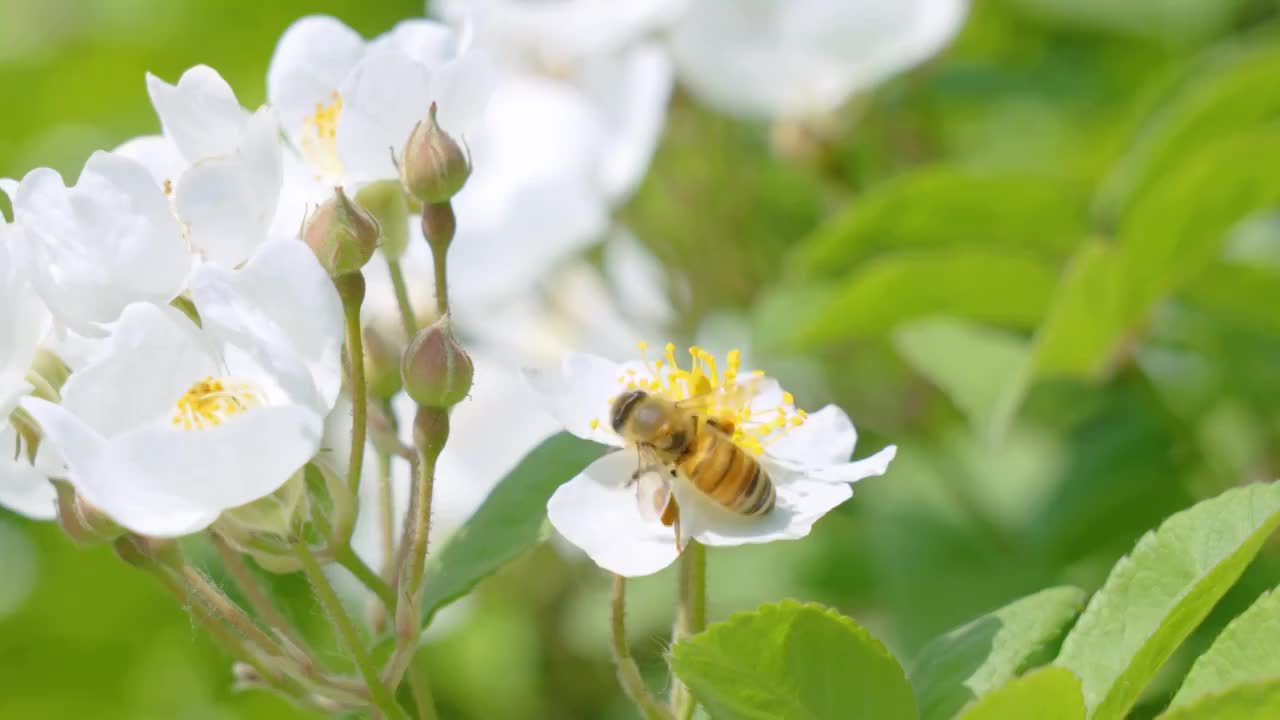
top-left (400, 103), bottom-right (470, 205)
top-left (401, 315), bottom-right (473, 409)
top-left (356, 180), bottom-right (410, 261)
top-left (303, 186), bottom-right (380, 277)
top-left (422, 201), bottom-right (456, 253)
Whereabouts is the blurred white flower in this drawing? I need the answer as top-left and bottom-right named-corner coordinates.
top-left (670, 0), bottom-right (968, 120)
top-left (523, 345), bottom-right (896, 576)
top-left (21, 240), bottom-right (343, 537)
top-left (267, 15), bottom-right (493, 195)
top-left (11, 151), bottom-right (190, 335)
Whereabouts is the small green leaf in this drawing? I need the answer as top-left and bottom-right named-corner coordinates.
top-left (1054, 481), bottom-right (1280, 719)
top-left (795, 250), bottom-right (1058, 348)
top-left (1159, 678), bottom-right (1280, 720)
top-left (955, 667), bottom-right (1086, 720)
top-left (793, 169), bottom-right (1084, 277)
top-left (910, 586), bottom-right (1087, 720)
top-left (893, 319), bottom-right (1031, 441)
top-left (670, 600), bottom-right (915, 720)
top-left (418, 432), bottom-right (603, 625)
top-left (1027, 241), bottom-right (1127, 381)
top-left (1169, 587), bottom-right (1280, 709)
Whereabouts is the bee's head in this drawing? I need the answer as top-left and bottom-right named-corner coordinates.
top-left (610, 390), bottom-right (648, 434)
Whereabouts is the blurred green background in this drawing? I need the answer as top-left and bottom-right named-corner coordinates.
top-left (5, 0), bottom-right (1280, 718)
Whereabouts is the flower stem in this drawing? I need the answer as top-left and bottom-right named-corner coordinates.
top-left (335, 542), bottom-right (397, 611)
top-left (210, 533), bottom-right (309, 652)
top-left (344, 303), bottom-right (368, 496)
top-left (431, 246), bottom-right (448, 317)
top-left (403, 443), bottom-right (437, 603)
top-left (386, 259), bottom-right (418, 339)
top-left (377, 450), bottom-right (397, 576)
top-left (293, 540), bottom-right (406, 720)
top-left (612, 575), bottom-right (675, 720)
top-left (671, 542), bottom-right (707, 719)
top-left (382, 440), bottom-right (439, 687)
top-left (408, 658), bottom-right (440, 720)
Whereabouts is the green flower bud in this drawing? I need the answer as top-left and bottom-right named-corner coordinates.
top-left (303, 186), bottom-right (380, 277)
top-left (55, 482), bottom-right (125, 546)
top-left (401, 315), bottom-right (473, 409)
top-left (363, 324), bottom-right (404, 401)
top-left (400, 102), bottom-right (470, 205)
top-left (356, 180), bottom-right (410, 261)
top-left (113, 534), bottom-right (181, 570)
top-left (413, 405), bottom-right (450, 463)
top-left (214, 470), bottom-right (307, 549)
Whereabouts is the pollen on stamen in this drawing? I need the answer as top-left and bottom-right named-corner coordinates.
top-left (301, 91), bottom-right (345, 178)
top-left (590, 419), bottom-right (600, 430)
top-left (170, 376), bottom-right (263, 431)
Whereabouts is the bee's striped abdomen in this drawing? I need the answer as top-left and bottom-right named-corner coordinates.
top-left (678, 426), bottom-right (775, 517)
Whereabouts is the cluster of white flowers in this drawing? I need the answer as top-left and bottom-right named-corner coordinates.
top-left (1, 0), bottom-right (964, 583)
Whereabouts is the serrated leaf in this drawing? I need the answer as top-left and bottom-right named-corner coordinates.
top-left (910, 586), bottom-right (1087, 720)
top-left (417, 432), bottom-right (602, 625)
top-left (1159, 678), bottom-right (1280, 720)
top-left (1169, 587), bottom-right (1280, 709)
top-left (795, 250), bottom-right (1058, 349)
top-left (955, 666), bottom-right (1086, 720)
top-left (670, 600), bottom-right (915, 720)
top-left (793, 169), bottom-right (1084, 278)
top-left (1054, 481), bottom-right (1280, 719)
top-left (893, 319), bottom-right (1031, 441)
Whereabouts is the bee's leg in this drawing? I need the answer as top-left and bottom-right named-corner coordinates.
top-left (673, 512), bottom-right (683, 551)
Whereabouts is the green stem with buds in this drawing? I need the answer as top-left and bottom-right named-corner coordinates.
top-left (386, 259), bottom-right (419, 339)
top-left (671, 542), bottom-right (707, 719)
top-left (612, 575), bottom-right (675, 720)
top-left (293, 540), bottom-right (407, 720)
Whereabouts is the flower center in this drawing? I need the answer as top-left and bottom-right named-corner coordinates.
top-left (300, 91), bottom-right (345, 178)
top-left (171, 376), bottom-right (264, 431)
top-left (602, 342), bottom-right (807, 455)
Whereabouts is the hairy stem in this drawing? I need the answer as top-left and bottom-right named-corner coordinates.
top-left (612, 575), bottom-right (675, 720)
top-left (210, 533), bottom-right (309, 652)
top-left (344, 302), bottom-right (368, 496)
top-left (671, 542), bottom-right (707, 719)
top-left (293, 541), bottom-right (406, 719)
top-left (335, 542), bottom-right (397, 611)
top-left (386, 259), bottom-right (418, 339)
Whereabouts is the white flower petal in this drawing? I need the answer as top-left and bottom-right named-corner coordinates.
top-left (0, 427), bottom-right (55, 520)
top-left (684, 477), bottom-right (852, 547)
top-left (428, 50), bottom-right (497, 137)
top-left (522, 352), bottom-right (627, 447)
top-left (267, 15), bottom-right (368, 136)
top-left (188, 242), bottom-right (340, 414)
top-left (113, 134), bottom-right (186, 188)
top-left (547, 451), bottom-right (680, 576)
top-left (20, 397), bottom-right (221, 536)
top-left (581, 43), bottom-right (673, 203)
top-left (0, 241), bottom-right (49, 419)
top-left (764, 404), bottom-right (857, 467)
top-left (336, 50), bottom-right (433, 182)
top-left (146, 65), bottom-right (250, 163)
top-left (812, 444), bottom-right (897, 485)
top-left (370, 19), bottom-right (457, 66)
top-left (176, 107), bottom-right (283, 267)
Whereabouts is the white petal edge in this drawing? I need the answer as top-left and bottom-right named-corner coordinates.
top-left (267, 15), bottom-right (368, 136)
top-left (146, 65), bottom-right (250, 163)
top-left (521, 352), bottom-right (627, 447)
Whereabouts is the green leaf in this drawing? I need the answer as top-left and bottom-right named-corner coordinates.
top-left (893, 319), bottom-right (1031, 441)
top-left (1159, 678), bottom-right (1280, 720)
top-left (1169, 587), bottom-right (1280, 709)
top-left (1054, 481), bottom-right (1280, 719)
top-left (1026, 241), bottom-right (1128, 381)
top-left (1099, 42), bottom-right (1280, 222)
top-left (793, 169), bottom-right (1084, 278)
top-left (417, 432), bottom-right (603, 625)
top-left (955, 667), bottom-right (1086, 720)
top-left (910, 586), bottom-right (1088, 720)
top-left (795, 250), bottom-right (1058, 349)
top-left (1182, 263), bottom-right (1280, 337)
top-left (670, 600), bottom-right (915, 720)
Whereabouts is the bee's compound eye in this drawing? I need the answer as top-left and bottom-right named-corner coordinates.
top-left (611, 390), bottom-right (646, 432)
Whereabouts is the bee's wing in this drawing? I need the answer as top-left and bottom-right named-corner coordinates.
top-left (634, 468), bottom-right (674, 524)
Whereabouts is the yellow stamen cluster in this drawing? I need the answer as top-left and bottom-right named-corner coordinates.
top-left (605, 341), bottom-right (807, 455)
top-left (171, 376), bottom-right (262, 431)
top-left (300, 91), bottom-right (345, 178)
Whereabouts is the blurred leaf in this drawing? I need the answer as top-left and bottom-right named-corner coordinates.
top-left (1182, 263), bottom-right (1280, 337)
top-left (1054, 481), bottom-right (1280, 719)
top-left (1005, 0), bottom-right (1247, 44)
top-left (1098, 42), bottom-right (1280, 223)
top-left (1026, 241), bottom-right (1127, 381)
top-left (1158, 678), bottom-right (1280, 720)
top-left (911, 586), bottom-right (1087, 720)
top-left (418, 432), bottom-right (602, 625)
top-left (955, 666), bottom-right (1086, 720)
top-left (1169, 586), bottom-right (1280, 710)
top-left (793, 169), bottom-right (1085, 278)
top-left (670, 600), bottom-right (915, 720)
top-left (794, 250), bottom-right (1057, 349)
top-left (893, 319), bottom-right (1031, 440)
top-left (0, 185), bottom-right (11, 223)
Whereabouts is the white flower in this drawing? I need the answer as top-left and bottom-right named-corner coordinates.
top-left (670, 0), bottom-right (968, 120)
top-left (523, 344), bottom-right (896, 576)
top-left (20, 239), bottom-right (343, 536)
top-left (11, 151), bottom-right (191, 336)
top-left (267, 15), bottom-right (493, 191)
top-left (140, 65), bottom-right (286, 265)
top-left (0, 230), bottom-right (55, 520)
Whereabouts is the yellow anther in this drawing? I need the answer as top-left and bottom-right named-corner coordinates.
top-left (590, 419), bottom-right (600, 430)
top-left (782, 391), bottom-right (795, 406)
top-left (636, 341), bottom-right (648, 351)
top-left (171, 376), bottom-right (262, 431)
top-left (301, 91), bottom-right (345, 178)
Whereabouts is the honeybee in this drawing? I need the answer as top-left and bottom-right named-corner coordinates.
top-left (610, 389), bottom-right (775, 543)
